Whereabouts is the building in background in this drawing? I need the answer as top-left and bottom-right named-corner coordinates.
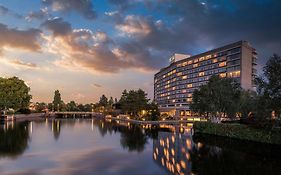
top-left (154, 41), bottom-right (257, 117)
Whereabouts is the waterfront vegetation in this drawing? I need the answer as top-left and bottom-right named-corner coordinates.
top-left (191, 54), bottom-right (281, 122)
top-left (193, 122), bottom-right (281, 145)
top-left (192, 54), bottom-right (281, 143)
top-left (0, 77), bottom-right (31, 114)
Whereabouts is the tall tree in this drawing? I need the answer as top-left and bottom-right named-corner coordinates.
top-left (191, 75), bottom-right (241, 119)
top-left (256, 54), bottom-right (281, 118)
top-left (99, 94), bottom-right (108, 107)
top-left (0, 77), bottom-right (31, 111)
top-left (52, 90), bottom-right (63, 111)
top-left (119, 89), bottom-right (149, 117)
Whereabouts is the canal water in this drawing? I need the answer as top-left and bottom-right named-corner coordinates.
top-left (0, 119), bottom-right (281, 175)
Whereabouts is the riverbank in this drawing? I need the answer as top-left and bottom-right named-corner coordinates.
top-left (193, 122), bottom-right (281, 145)
top-left (106, 115), bottom-right (207, 125)
top-left (1, 113), bottom-right (46, 122)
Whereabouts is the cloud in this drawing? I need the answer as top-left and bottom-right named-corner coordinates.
top-left (42, 0), bottom-right (97, 20)
top-left (42, 18), bottom-right (162, 73)
top-left (92, 83), bottom-right (102, 88)
top-left (116, 15), bottom-right (152, 36)
top-left (41, 17), bottom-right (72, 36)
top-left (9, 59), bottom-right (38, 69)
top-left (108, 0), bottom-right (281, 66)
top-left (26, 7), bottom-right (49, 21)
top-left (0, 23), bottom-right (42, 52)
top-left (0, 5), bottom-right (9, 15)
top-left (0, 5), bottom-right (22, 18)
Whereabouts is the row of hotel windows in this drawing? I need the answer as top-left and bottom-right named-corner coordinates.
top-left (156, 71), bottom-right (241, 98)
top-left (156, 68), bottom-right (240, 91)
top-left (155, 58), bottom-right (240, 85)
top-left (156, 47), bottom-right (241, 80)
top-left (175, 47), bottom-right (240, 68)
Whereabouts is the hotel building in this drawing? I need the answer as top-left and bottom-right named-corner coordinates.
top-left (154, 41), bottom-right (257, 117)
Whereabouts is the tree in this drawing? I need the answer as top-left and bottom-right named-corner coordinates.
top-left (52, 90), bottom-right (63, 111)
top-left (238, 90), bottom-right (257, 118)
top-left (108, 97), bottom-right (114, 107)
top-left (99, 95), bottom-right (108, 107)
top-left (119, 89), bottom-right (150, 117)
top-left (256, 54), bottom-right (281, 118)
top-left (0, 77), bottom-right (32, 111)
top-left (66, 101), bottom-right (78, 111)
top-left (35, 102), bottom-right (47, 113)
top-left (191, 75), bottom-right (241, 119)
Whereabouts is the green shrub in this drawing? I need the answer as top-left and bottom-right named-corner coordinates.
top-left (193, 122), bottom-right (281, 145)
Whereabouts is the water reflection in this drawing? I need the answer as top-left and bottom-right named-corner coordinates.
top-left (153, 127), bottom-right (194, 175)
top-left (0, 121), bottom-right (30, 158)
top-left (1, 119), bottom-right (281, 175)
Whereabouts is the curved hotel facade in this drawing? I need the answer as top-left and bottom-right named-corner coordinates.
top-left (154, 41), bottom-right (257, 117)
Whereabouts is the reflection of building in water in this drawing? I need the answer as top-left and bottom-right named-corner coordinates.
top-left (153, 129), bottom-right (194, 175)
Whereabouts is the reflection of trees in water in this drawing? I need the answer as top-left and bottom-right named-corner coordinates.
top-left (93, 119), bottom-right (152, 152)
top-left (93, 119), bottom-right (117, 137)
top-left (0, 122), bottom-right (30, 158)
top-left (191, 135), bottom-right (281, 175)
top-left (120, 125), bottom-right (148, 152)
top-left (52, 120), bottom-right (61, 140)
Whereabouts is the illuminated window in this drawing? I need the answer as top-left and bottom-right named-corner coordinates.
top-left (228, 71), bottom-right (240, 78)
top-left (177, 72), bottom-right (182, 76)
top-left (187, 93), bottom-right (192, 97)
top-left (187, 98), bottom-right (192, 102)
top-left (194, 59), bottom-right (198, 63)
top-left (219, 73), bottom-right (227, 78)
top-left (193, 63), bottom-right (198, 68)
top-left (219, 61), bottom-right (226, 67)
top-left (206, 54), bottom-right (212, 59)
top-left (212, 58), bottom-right (218, 63)
top-left (187, 84), bottom-right (192, 88)
top-left (188, 60), bottom-right (193, 64)
top-left (199, 57), bottom-right (205, 61)
top-left (182, 75), bottom-right (187, 80)
top-left (199, 72), bottom-right (205, 76)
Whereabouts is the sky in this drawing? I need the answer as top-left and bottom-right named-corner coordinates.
top-left (0, 0), bottom-right (280, 104)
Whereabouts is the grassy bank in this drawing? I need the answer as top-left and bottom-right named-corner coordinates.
top-left (193, 122), bottom-right (281, 145)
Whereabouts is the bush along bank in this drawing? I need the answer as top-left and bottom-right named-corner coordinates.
top-left (193, 122), bottom-right (281, 145)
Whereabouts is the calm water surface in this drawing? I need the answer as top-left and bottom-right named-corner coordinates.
top-left (1, 119), bottom-right (281, 175)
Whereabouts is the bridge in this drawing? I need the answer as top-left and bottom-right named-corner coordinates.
top-left (46, 111), bottom-right (103, 118)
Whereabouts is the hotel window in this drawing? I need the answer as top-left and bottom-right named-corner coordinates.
top-left (187, 84), bottom-right (193, 88)
top-left (194, 58), bottom-right (198, 63)
top-left (187, 93), bottom-right (192, 97)
top-left (219, 73), bottom-right (227, 78)
top-left (187, 98), bottom-right (192, 102)
top-left (182, 75), bottom-right (187, 79)
top-left (188, 60), bottom-right (193, 65)
top-left (212, 58), bottom-right (218, 63)
top-left (199, 72), bottom-right (205, 76)
top-left (228, 71), bottom-right (240, 78)
top-left (177, 72), bottom-right (182, 76)
top-left (206, 55), bottom-right (212, 59)
top-left (193, 63), bottom-right (198, 68)
top-left (219, 61), bottom-right (226, 67)
top-left (199, 57), bottom-right (205, 61)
